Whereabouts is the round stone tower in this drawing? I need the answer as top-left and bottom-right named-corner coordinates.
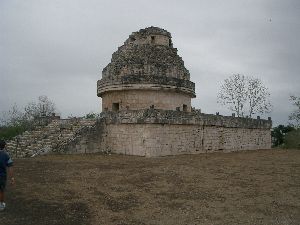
top-left (97, 26), bottom-right (196, 112)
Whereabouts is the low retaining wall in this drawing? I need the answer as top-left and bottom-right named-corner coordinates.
top-left (67, 109), bottom-right (272, 157)
top-left (103, 124), bottom-right (270, 157)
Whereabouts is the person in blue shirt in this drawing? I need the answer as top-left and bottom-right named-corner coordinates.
top-left (0, 140), bottom-right (14, 211)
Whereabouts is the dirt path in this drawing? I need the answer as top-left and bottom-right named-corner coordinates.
top-left (1, 149), bottom-right (300, 225)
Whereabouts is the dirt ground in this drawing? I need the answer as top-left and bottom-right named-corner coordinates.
top-left (1, 149), bottom-right (300, 225)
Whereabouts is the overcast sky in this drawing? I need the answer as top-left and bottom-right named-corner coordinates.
top-left (1, 0), bottom-right (299, 126)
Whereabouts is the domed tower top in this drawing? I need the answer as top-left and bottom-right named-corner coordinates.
top-left (97, 26), bottom-right (196, 112)
top-left (125, 26), bottom-right (172, 47)
top-left (101, 26), bottom-right (191, 81)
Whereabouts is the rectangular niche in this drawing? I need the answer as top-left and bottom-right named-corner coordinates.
top-left (112, 103), bottom-right (119, 112)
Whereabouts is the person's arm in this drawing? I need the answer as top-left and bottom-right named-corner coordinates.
top-left (6, 154), bottom-right (15, 185)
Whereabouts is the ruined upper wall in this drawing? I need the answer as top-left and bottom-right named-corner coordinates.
top-left (100, 109), bottom-right (272, 129)
top-left (101, 26), bottom-right (190, 81)
top-left (125, 27), bottom-right (172, 46)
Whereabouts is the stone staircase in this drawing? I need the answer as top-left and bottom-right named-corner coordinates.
top-left (6, 118), bottom-right (96, 158)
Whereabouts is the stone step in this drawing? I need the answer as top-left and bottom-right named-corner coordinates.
top-left (5, 118), bottom-right (96, 158)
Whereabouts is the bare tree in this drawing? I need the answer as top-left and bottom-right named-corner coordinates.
top-left (0, 96), bottom-right (57, 139)
top-left (218, 74), bottom-right (272, 118)
top-left (289, 95), bottom-right (300, 127)
top-left (217, 74), bottom-right (247, 117)
top-left (1, 96), bottom-right (56, 126)
top-left (247, 77), bottom-right (272, 118)
top-left (0, 104), bottom-right (24, 126)
top-left (24, 95), bottom-right (56, 120)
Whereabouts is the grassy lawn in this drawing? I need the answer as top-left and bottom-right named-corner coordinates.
top-left (1, 149), bottom-right (300, 225)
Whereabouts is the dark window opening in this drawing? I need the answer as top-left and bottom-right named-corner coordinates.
top-left (151, 36), bottom-right (155, 44)
top-left (183, 104), bottom-right (188, 112)
top-left (112, 103), bottom-right (119, 112)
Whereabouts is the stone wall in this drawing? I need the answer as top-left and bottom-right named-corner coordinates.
top-left (125, 34), bottom-right (170, 46)
top-left (7, 109), bottom-right (271, 158)
top-left (101, 90), bottom-right (192, 112)
top-left (68, 109), bottom-right (272, 157)
top-left (102, 124), bottom-right (271, 157)
top-left (101, 109), bottom-right (272, 129)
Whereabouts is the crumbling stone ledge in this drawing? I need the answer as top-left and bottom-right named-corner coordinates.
top-left (100, 109), bottom-right (272, 129)
top-left (97, 75), bottom-right (195, 97)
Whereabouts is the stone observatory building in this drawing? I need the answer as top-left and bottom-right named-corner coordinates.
top-left (97, 27), bottom-right (195, 112)
top-left (93, 26), bottom-right (272, 157)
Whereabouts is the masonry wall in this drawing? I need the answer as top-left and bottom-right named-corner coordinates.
top-left (102, 124), bottom-right (271, 157)
top-left (126, 34), bottom-right (170, 46)
top-left (64, 110), bottom-right (271, 157)
top-left (102, 90), bottom-right (191, 112)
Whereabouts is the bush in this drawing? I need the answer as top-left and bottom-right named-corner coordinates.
top-left (85, 112), bottom-right (99, 119)
top-left (271, 125), bottom-right (295, 147)
top-left (0, 125), bottom-right (27, 140)
top-left (284, 129), bottom-right (300, 149)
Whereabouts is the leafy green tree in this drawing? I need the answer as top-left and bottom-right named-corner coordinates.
top-left (271, 125), bottom-right (295, 147)
top-left (284, 129), bottom-right (300, 149)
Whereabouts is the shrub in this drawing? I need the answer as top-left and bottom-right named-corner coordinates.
top-left (284, 129), bottom-right (300, 149)
top-left (0, 125), bottom-right (27, 140)
top-left (271, 125), bottom-right (295, 147)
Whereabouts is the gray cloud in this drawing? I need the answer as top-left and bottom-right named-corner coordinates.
top-left (1, 0), bottom-right (299, 126)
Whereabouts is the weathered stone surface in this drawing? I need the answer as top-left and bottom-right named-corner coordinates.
top-left (6, 118), bottom-right (97, 158)
top-left (97, 26), bottom-right (195, 112)
top-left (102, 27), bottom-right (189, 80)
top-left (101, 90), bottom-right (192, 112)
top-left (101, 123), bottom-right (271, 157)
top-left (100, 109), bottom-right (272, 128)
top-left (97, 75), bottom-right (195, 97)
